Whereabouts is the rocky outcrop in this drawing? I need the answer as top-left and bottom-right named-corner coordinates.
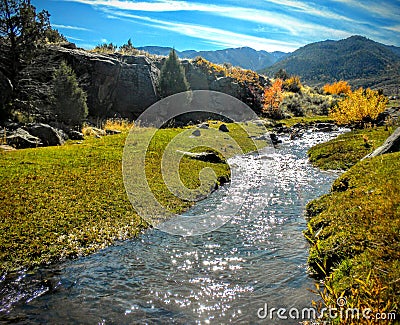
top-left (13, 43), bottom-right (267, 123)
top-left (16, 45), bottom-right (159, 120)
top-left (363, 127), bottom-right (400, 159)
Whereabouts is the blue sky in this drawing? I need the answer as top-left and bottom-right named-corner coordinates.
top-left (32, 0), bottom-right (400, 52)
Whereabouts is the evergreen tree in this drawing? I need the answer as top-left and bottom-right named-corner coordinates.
top-left (52, 61), bottom-right (88, 128)
top-left (0, 0), bottom-right (51, 84)
top-left (158, 49), bottom-right (190, 98)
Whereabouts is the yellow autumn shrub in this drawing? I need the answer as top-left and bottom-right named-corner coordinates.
top-left (330, 87), bottom-right (388, 125)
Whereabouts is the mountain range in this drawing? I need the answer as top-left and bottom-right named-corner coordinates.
top-left (140, 36), bottom-right (400, 95)
top-left (263, 36), bottom-right (400, 94)
top-left (137, 46), bottom-right (288, 71)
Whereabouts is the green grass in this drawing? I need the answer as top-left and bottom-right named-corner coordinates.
top-left (308, 126), bottom-right (394, 170)
top-left (305, 127), bottom-right (400, 321)
top-left (0, 122), bottom-right (266, 273)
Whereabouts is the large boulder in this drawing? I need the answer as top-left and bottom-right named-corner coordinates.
top-left (363, 127), bottom-right (400, 159)
top-left (88, 54), bottom-right (159, 118)
top-left (7, 128), bottom-right (43, 149)
top-left (376, 107), bottom-right (400, 126)
top-left (66, 129), bottom-right (84, 140)
top-left (24, 123), bottom-right (64, 146)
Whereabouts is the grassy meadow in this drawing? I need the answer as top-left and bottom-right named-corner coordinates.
top-left (0, 122), bottom-right (267, 273)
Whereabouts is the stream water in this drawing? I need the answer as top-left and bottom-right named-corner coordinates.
top-left (0, 130), bottom-right (345, 324)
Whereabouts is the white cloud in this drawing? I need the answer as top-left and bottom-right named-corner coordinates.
top-left (52, 23), bottom-right (92, 31)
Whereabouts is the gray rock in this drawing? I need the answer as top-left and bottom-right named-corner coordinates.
top-left (178, 150), bottom-right (223, 163)
top-left (253, 134), bottom-right (269, 141)
top-left (67, 130), bottom-right (84, 140)
top-left (192, 129), bottom-right (201, 136)
top-left (219, 124), bottom-right (229, 132)
top-left (314, 123), bottom-right (338, 132)
top-left (7, 128), bottom-right (43, 149)
top-left (376, 107), bottom-right (400, 126)
top-left (24, 123), bottom-right (64, 146)
top-left (363, 127), bottom-right (400, 159)
top-left (105, 129), bottom-right (122, 135)
top-left (270, 133), bottom-right (282, 145)
top-left (198, 123), bottom-right (209, 129)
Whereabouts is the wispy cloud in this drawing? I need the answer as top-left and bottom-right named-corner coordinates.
top-left (106, 11), bottom-right (301, 51)
top-left (52, 23), bottom-right (92, 31)
top-left (65, 35), bottom-right (84, 41)
top-left (330, 0), bottom-right (400, 21)
top-left (60, 0), bottom-right (400, 50)
top-left (263, 0), bottom-right (355, 22)
top-left (64, 0), bottom-right (352, 41)
top-left (382, 25), bottom-right (400, 33)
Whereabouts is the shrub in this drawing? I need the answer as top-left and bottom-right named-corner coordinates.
top-left (323, 80), bottom-right (351, 95)
top-left (91, 42), bottom-right (117, 54)
top-left (280, 93), bottom-right (304, 116)
top-left (283, 75), bottom-right (302, 93)
top-left (330, 87), bottom-right (388, 126)
top-left (52, 61), bottom-right (88, 128)
top-left (263, 79), bottom-right (284, 118)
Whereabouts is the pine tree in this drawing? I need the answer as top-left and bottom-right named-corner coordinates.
top-left (52, 61), bottom-right (88, 128)
top-left (0, 0), bottom-right (51, 84)
top-left (158, 49), bottom-right (190, 98)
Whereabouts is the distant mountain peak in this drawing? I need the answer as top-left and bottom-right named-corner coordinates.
top-left (262, 35), bottom-right (400, 95)
top-left (137, 46), bottom-right (289, 71)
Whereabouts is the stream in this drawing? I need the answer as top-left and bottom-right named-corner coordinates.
top-left (0, 129), bottom-right (345, 324)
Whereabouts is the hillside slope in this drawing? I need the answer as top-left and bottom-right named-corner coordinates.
top-left (263, 36), bottom-right (400, 95)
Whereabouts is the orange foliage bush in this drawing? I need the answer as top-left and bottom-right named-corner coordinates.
top-left (323, 80), bottom-right (352, 95)
top-left (263, 79), bottom-right (284, 118)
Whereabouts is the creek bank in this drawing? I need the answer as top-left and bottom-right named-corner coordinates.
top-left (305, 125), bottom-right (400, 317)
top-left (0, 122), bottom-right (265, 273)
